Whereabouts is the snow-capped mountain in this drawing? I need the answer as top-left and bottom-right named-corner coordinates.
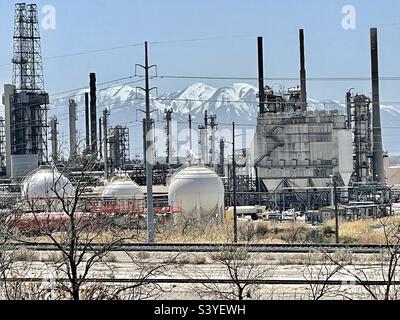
top-left (48, 83), bottom-right (400, 157)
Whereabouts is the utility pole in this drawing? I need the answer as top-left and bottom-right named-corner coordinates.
top-left (232, 122), bottom-right (238, 243)
top-left (102, 109), bottom-right (110, 179)
top-left (333, 176), bottom-right (340, 244)
top-left (136, 42), bottom-right (156, 244)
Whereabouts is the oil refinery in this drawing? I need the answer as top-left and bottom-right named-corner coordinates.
top-left (2, 1), bottom-right (400, 303)
top-left (0, 3), bottom-right (397, 233)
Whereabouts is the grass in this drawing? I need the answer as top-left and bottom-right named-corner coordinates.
top-left (324, 216), bottom-right (400, 244)
top-left (18, 216), bottom-right (400, 245)
top-left (11, 249), bottom-right (38, 262)
top-left (176, 254), bottom-right (207, 265)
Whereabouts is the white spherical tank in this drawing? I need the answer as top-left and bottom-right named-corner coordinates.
top-left (168, 166), bottom-right (225, 221)
top-left (22, 166), bottom-right (75, 200)
top-left (102, 177), bottom-right (144, 200)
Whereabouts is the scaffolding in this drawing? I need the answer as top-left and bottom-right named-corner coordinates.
top-left (108, 126), bottom-right (130, 170)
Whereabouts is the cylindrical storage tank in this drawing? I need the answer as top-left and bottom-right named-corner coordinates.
top-left (102, 177), bottom-right (144, 200)
top-left (21, 166), bottom-right (75, 212)
top-left (168, 166), bottom-right (225, 224)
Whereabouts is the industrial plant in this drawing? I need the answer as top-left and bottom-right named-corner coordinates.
top-left (0, 3), bottom-right (397, 233)
top-left (1, 2), bottom-right (400, 302)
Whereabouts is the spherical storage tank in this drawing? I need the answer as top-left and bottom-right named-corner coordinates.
top-left (168, 166), bottom-right (225, 222)
top-left (21, 166), bottom-right (75, 211)
top-left (102, 177), bottom-right (144, 200)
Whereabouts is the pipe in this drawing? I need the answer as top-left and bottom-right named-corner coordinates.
top-left (299, 29), bottom-right (307, 111)
top-left (370, 28), bottom-right (385, 183)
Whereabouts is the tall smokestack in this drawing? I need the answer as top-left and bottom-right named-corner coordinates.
top-left (69, 99), bottom-right (77, 160)
top-left (258, 37), bottom-right (266, 114)
top-left (90, 73), bottom-right (98, 155)
top-left (370, 28), bottom-right (385, 183)
top-left (299, 29), bottom-right (307, 111)
top-left (85, 92), bottom-right (90, 152)
top-left (50, 117), bottom-right (58, 163)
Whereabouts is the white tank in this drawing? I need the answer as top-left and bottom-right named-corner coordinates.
top-left (22, 166), bottom-right (74, 200)
top-left (168, 166), bottom-right (225, 221)
top-left (102, 177), bottom-right (144, 200)
top-left (21, 166), bottom-right (75, 212)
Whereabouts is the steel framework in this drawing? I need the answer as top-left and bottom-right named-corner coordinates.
top-left (347, 92), bottom-right (373, 183)
top-left (10, 3), bottom-right (48, 164)
top-left (12, 3), bottom-right (45, 92)
top-left (108, 126), bottom-right (130, 170)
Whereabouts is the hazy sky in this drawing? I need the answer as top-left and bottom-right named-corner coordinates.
top-left (1, 0), bottom-right (400, 105)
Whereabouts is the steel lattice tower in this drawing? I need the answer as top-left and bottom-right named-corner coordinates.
top-left (12, 3), bottom-right (45, 92)
top-left (7, 3), bottom-right (49, 170)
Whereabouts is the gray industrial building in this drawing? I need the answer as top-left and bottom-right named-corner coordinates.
top-left (255, 109), bottom-right (353, 191)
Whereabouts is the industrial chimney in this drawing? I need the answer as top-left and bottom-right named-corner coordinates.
top-left (69, 99), bottom-right (77, 160)
top-left (85, 92), bottom-right (90, 152)
top-left (258, 37), bottom-right (266, 114)
top-left (90, 73), bottom-right (98, 155)
top-left (299, 29), bottom-right (307, 111)
top-left (370, 28), bottom-right (385, 183)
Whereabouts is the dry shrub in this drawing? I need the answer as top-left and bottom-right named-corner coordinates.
top-left (176, 253), bottom-right (207, 265)
top-left (157, 221), bottom-right (234, 244)
top-left (11, 249), bottom-right (38, 262)
top-left (136, 252), bottom-right (151, 260)
top-left (42, 252), bottom-right (64, 263)
top-left (103, 253), bottom-right (117, 263)
top-left (238, 222), bottom-right (255, 242)
top-left (324, 216), bottom-right (400, 244)
top-left (254, 221), bottom-right (269, 235)
top-left (213, 248), bottom-right (250, 261)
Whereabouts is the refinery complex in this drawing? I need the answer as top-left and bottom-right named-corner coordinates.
top-left (0, 3), bottom-right (398, 230)
top-left (1, 2), bottom-right (400, 302)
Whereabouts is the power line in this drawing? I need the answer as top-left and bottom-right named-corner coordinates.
top-left (152, 74), bottom-right (400, 82)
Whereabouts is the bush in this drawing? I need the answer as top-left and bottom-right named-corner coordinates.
top-left (11, 249), bottom-right (38, 262)
top-left (42, 252), bottom-right (64, 263)
top-left (176, 254), bottom-right (207, 265)
top-left (136, 252), bottom-right (151, 260)
top-left (340, 235), bottom-right (358, 244)
top-left (103, 253), bottom-right (117, 263)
